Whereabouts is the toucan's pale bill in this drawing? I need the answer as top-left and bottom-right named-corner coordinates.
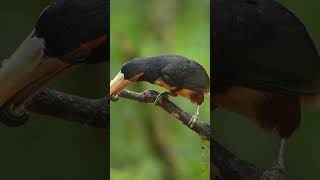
top-left (110, 72), bottom-right (132, 96)
top-left (0, 30), bottom-right (75, 107)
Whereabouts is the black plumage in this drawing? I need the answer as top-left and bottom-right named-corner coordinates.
top-left (118, 55), bottom-right (210, 104)
top-left (0, 0), bottom-right (108, 125)
top-left (122, 55), bottom-right (210, 93)
top-left (35, 0), bottom-right (108, 63)
top-left (213, 0), bottom-right (320, 95)
top-left (110, 55), bottom-right (209, 127)
top-left (212, 0), bottom-right (320, 177)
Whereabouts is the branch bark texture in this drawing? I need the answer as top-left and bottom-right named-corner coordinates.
top-left (12, 87), bottom-right (263, 180)
top-left (113, 89), bottom-right (263, 180)
top-left (114, 89), bottom-right (210, 140)
top-left (27, 88), bottom-right (108, 128)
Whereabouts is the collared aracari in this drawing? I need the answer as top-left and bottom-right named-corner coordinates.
top-left (110, 55), bottom-right (210, 127)
top-left (0, 0), bottom-right (108, 126)
top-left (213, 0), bottom-right (320, 178)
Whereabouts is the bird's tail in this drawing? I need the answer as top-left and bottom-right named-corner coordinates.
top-left (0, 30), bottom-right (75, 110)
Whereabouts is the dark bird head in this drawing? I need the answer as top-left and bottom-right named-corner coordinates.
top-left (35, 0), bottom-right (108, 64)
top-left (120, 58), bottom-right (148, 81)
top-left (0, 0), bottom-right (109, 126)
top-left (110, 57), bottom-right (162, 96)
top-left (110, 55), bottom-right (210, 97)
top-left (121, 57), bottom-right (165, 82)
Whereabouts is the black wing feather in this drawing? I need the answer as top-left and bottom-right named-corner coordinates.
top-left (213, 0), bottom-right (320, 95)
top-left (161, 58), bottom-right (210, 92)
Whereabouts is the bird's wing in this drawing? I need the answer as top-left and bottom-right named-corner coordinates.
top-left (160, 60), bottom-right (210, 92)
top-left (213, 0), bottom-right (320, 95)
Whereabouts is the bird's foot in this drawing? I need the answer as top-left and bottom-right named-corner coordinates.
top-left (260, 162), bottom-right (285, 180)
top-left (188, 114), bottom-right (198, 128)
top-left (154, 92), bottom-right (169, 105)
top-left (188, 105), bottom-right (200, 128)
top-left (110, 94), bottom-right (120, 101)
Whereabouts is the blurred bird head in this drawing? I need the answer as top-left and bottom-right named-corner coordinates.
top-left (0, 0), bottom-right (108, 126)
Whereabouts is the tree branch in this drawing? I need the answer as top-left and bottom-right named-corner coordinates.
top-left (112, 89), bottom-right (210, 140)
top-left (18, 87), bottom-right (263, 179)
top-left (27, 88), bottom-right (108, 128)
top-left (212, 139), bottom-right (262, 180)
top-left (112, 89), bottom-right (263, 180)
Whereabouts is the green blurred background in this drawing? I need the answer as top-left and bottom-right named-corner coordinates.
top-left (214, 1), bottom-right (320, 180)
top-left (0, 1), bottom-right (107, 179)
top-left (110, 0), bottom-right (210, 180)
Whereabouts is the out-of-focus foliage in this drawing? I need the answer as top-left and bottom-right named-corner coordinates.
top-left (214, 1), bottom-right (320, 180)
top-left (110, 0), bottom-right (210, 180)
top-left (0, 1), bottom-right (107, 180)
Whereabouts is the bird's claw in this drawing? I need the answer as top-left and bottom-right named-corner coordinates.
top-left (110, 94), bottom-right (120, 101)
top-left (188, 113), bottom-right (199, 128)
top-left (260, 162), bottom-right (285, 180)
top-left (146, 89), bottom-right (158, 95)
top-left (188, 105), bottom-right (200, 128)
top-left (154, 92), bottom-right (168, 105)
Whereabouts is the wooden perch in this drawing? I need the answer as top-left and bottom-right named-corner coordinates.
top-left (27, 88), bottom-right (108, 128)
top-left (112, 89), bottom-right (210, 140)
top-left (212, 139), bottom-right (262, 180)
top-left (112, 89), bottom-right (264, 180)
top-left (0, 87), bottom-right (264, 180)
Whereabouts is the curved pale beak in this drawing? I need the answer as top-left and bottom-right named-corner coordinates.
top-left (110, 72), bottom-right (133, 96)
top-left (0, 30), bottom-right (75, 108)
